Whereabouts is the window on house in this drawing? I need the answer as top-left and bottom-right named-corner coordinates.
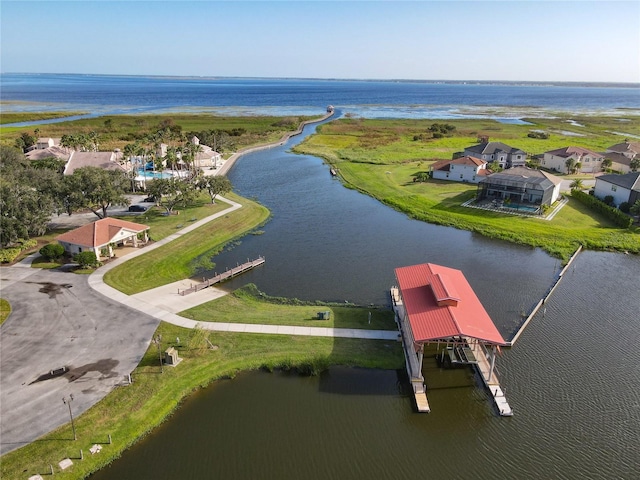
top-left (611, 185), bottom-right (617, 191)
top-left (460, 174), bottom-right (463, 179)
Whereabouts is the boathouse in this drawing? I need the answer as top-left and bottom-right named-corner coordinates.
top-left (392, 263), bottom-right (512, 415)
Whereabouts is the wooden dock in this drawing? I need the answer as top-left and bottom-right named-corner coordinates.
top-left (179, 257), bottom-right (265, 296)
top-left (391, 287), bottom-right (430, 413)
top-left (466, 338), bottom-right (513, 416)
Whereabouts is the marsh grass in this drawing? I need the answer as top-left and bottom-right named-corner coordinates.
top-left (294, 117), bottom-right (640, 261)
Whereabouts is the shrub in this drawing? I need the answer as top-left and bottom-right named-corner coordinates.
top-left (0, 248), bottom-right (21, 263)
top-left (75, 251), bottom-right (99, 268)
top-left (571, 190), bottom-right (633, 228)
top-left (39, 243), bottom-right (65, 261)
top-left (603, 195), bottom-right (614, 206)
top-left (619, 202), bottom-right (631, 213)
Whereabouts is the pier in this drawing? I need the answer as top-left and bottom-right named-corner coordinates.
top-left (179, 257), bottom-right (265, 296)
top-left (392, 263), bottom-right (512, 416)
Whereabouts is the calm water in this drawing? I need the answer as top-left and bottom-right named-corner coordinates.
top-left (7, 74), bottom-right (637, 478)
top-left (2, 74), bottom-right (639, 122)
top-left (92, 253), bottom-right (640, 480)
top-left (200, 114), bottom-right (557, 338)
top-left (90, 115), bottom-right (640, 479)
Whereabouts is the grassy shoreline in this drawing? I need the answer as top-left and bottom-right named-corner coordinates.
top-left (293, 117), bottom-right (640, 261)
top-left (0, 321), bottom-right (403, 480)
top-left (103, 192), bottom-right (270, 294)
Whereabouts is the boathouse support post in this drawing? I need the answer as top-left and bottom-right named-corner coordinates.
top-left (417, 344), bottom-right (424, 372)
top-left (488, 345), bottom-right (497, 382)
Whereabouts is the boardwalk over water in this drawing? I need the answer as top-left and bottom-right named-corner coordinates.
top-left (179, 257), bottom-right (265, 296)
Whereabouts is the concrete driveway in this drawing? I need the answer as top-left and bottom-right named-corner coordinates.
top-left (0, 267), bottom-right (160, 455)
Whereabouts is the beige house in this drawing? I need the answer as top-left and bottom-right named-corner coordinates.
top-left (541, 146), bottom-right (604, 174)
top-left (56, 218), bottom-right (149, 260)
top-left (605, 141), bottom-right (639, 174)
top-left (191, 136), bottom-right (222, 169)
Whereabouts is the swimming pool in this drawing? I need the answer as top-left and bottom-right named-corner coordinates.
top-left (135, 169), bottom-right (175, 180)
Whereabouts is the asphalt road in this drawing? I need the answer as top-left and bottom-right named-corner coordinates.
top-left (0, 266), bottom-right (160, 455)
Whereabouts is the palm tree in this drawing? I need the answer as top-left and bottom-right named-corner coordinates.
top-left (570, 179), bottom-right (585, 191)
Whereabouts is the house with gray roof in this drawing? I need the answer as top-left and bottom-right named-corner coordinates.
top-left (63, 151), bottom-right (126, 175)
top-left (604, 151), bottom-right (632, 174)
top-left (606, 141), bottom-right (640, 159)
top-left (476, 167), bottom-right (562, 207)
top-left (593, 172), bottom-right (640, 207)
top-left (462, 142), bottom-right (527, 169)
top-left (542, 146), bottom-right (603, 174)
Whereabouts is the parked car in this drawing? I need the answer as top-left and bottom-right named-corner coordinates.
top-left (128, 205), bottom-right (148, 212)
top-left (142, 196), bottom-right (157, 203)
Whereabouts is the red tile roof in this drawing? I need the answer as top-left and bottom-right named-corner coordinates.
top-left (395, 263), bottom-right (506, 345)
top-left (56, 218), bottom-right (149, 248)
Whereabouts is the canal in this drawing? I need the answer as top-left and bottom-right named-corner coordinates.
top-left (91, 118), bottom-right (640, 479)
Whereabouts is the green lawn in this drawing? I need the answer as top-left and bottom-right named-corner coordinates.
top-left (0, 298), bottom-right (10, 325)
top-left (181, 284), bottom-right (397, 330)
top-left (103, 192), bottom-right (270, 294)
top-left (294, 117), bottom-right (640, 261)
top-left (0, 321), bottom-right (403, 480)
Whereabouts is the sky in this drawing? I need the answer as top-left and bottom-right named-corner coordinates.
top-left (1, 1), bottom-right (639, 83)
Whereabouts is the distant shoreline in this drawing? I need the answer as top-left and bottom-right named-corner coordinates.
top-left (2, 72), bottom-right (638, 88)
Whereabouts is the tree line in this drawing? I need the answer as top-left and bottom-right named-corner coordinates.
top-left (0, 145), bottom-right (231, 248)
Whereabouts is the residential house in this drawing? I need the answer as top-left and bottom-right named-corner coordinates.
top-left (603, 151), bottom-right (632, 174)
top-left (541, 146), bottom-right (604, 174)
top-left (190, 136), bottom-right (222, 169)
top-left (462, 142), bottom-right (527, 169)
top-left (606, 140), bottom-right (640, 160)
top-left (36, 138), bottom-right (60, 150)
top-left (603, 141), bottom-right (639, 174)
top-left (63, 151), bottom-right (126, 175)
top-left (25, 145), bottom-right (70, 162)
top-left (56, 218), bottom-right (150, 260)
top-left (476, 166), bottom-right (562, 206)
top-left (430, 156), bottom-right (489, 183)
top-left (593, 172), bottom-right (640, 207)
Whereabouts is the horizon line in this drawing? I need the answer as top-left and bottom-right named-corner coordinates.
top-left (1, 72), bottom-right (638, 87)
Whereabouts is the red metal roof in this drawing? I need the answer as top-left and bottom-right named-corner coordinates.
top-left (395, 263), bottom-right (506, 345)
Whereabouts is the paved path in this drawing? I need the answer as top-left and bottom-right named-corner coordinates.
top-left (0, 111), bottom-right (395, 455)
top-left (89, 195), bottom-right (397, 340)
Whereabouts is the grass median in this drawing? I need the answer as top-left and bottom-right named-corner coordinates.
top-left (0, 321), bottom-right (403, 480)
top-left (103, 192), bottom-right (270, 295)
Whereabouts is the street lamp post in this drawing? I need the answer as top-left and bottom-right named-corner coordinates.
top-left (62, 394), bottom-right (76, 440)
top-left (153, 334), bottom-right (163, 373)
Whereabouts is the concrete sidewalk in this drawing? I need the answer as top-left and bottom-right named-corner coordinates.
top-left (90, 195), bottom-right (398, 341)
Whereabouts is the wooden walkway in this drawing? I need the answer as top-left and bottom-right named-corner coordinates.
top-left (179, 257), bottom-right (265, 296)
top-left (466, 338), bottom-right (513, 416)
top-left (391, 288), bottom-right (430, 413)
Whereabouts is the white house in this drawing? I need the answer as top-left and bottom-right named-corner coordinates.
top-left (56, 218), bottom-right (150, 260)
top-left (462, 142), bottom-right (527, 169)
top-left (36, 137), bottom-right (59, 149)
top-left (593, 172), bottom-right (640, 207)
top-left (430, 156), bottom-right (489, 183)
top-left (541, 146), bottom-right (604, 174)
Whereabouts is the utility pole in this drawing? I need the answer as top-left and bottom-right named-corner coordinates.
top-left (62, 394), bottom-right (76, 440)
